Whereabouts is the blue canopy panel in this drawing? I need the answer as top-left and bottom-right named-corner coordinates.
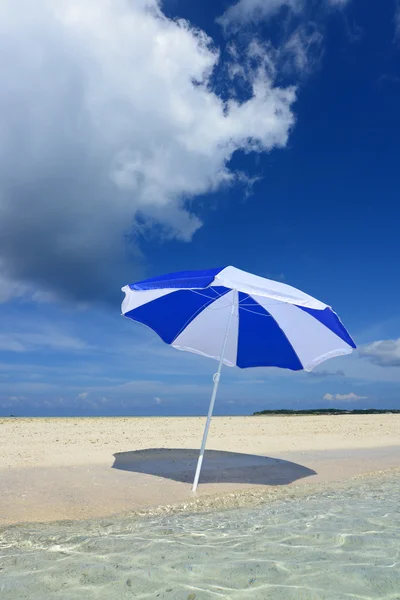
top-left (124, 286), bottom-right (230, 345)
top-left (122, 280), bottom-right (356, 371)
top-left (236, 293), bottom-right (303, 370)
top-left (129, 267), bottom-right (225, 291)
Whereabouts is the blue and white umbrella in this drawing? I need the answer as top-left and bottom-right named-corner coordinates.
top-left (122, 266), bottom-right (356, 490)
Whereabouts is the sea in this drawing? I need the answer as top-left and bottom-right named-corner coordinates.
top-left (1, 473), bottom-right (399, 600)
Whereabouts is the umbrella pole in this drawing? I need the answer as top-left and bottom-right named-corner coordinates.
top-left (192, 292), bottom-right (236, 492)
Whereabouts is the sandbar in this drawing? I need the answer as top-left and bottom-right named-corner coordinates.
top-left (1, 415), bottom-right (399, 525)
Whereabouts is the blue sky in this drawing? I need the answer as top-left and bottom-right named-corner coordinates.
top-left (0, 0), bottom-right (399, 416)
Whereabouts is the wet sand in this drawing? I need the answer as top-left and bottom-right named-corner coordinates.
top-left (1, 416), bottom-right (399, 525)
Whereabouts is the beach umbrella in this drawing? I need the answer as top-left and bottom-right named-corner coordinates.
top-left (121, 266), bottom-right (356, 491)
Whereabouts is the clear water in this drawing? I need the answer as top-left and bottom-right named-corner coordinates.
top-left (1, 476), bottom-right (399, 600)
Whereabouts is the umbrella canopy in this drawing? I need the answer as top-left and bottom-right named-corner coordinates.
top-left (122, 266), bottom-right (356, 372)
top-left (121, 265), bottom-right (356, 490)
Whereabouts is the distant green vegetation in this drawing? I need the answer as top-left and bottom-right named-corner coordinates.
top-left (253, 408), bottom-right (400, 416)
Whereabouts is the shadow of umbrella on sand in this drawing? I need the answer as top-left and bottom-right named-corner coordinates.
top-left (112, 448), bottom-right (316, 486)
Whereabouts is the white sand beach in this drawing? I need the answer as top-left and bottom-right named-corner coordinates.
top-left (1, 415), bottom-right (399, 525)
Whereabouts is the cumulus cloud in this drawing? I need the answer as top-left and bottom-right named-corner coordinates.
top-left (359, 339), bottom-right (400, 368)
top-left (323, 392), bottom-right (367, 401)
top-left (0, 0), bottom-right (296, 304)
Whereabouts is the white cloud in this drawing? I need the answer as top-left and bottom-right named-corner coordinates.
top-left (308, 369), bottom-right (345, 379)
top-left (217, 0), bottom-right (302, 31)
top-left (218, 2), bottom-right (330, 88)
top-left (0, 327), bottom-right (88, 353)
top-left (359, 339), bottom-right (400, 368)
top-left (283, 25), bottom-right (324, 74)
top-left (0, 0), bottom-right (295, 303)
top-left (0, 396), bottom-right (26, 410)
top-left (323, 392), bottom-right (367, 402)
top-left (78, 392), bottom-right (89, 400)
top-left (154, 397), bottom-right (163, 405)
top-left (0, 269), bottom-right (29, 303)
top-left (218, 0), bottom-right (351, 30)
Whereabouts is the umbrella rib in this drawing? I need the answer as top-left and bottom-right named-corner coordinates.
top-left (239, 294), bottom-right (282, 308)
top-left (238, 293), bottom-right (250, 304)
top-left (239, 307), bottom-right (274, 317)
top-left (170, 297), bottom-right (223, 343)
top-left (189, 288), bottom-right (224, 301)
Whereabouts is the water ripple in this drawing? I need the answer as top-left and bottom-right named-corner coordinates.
top-left (1, 474), bottom-right (400, 599)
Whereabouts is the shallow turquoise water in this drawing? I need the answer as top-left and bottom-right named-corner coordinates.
top-left (1, 476), bottom-right (399, 599)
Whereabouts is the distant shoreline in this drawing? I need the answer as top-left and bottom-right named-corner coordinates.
top-left (3, 409), bottom-right (400, 419)
top-left (253, 409), bottom-right (400, 416)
